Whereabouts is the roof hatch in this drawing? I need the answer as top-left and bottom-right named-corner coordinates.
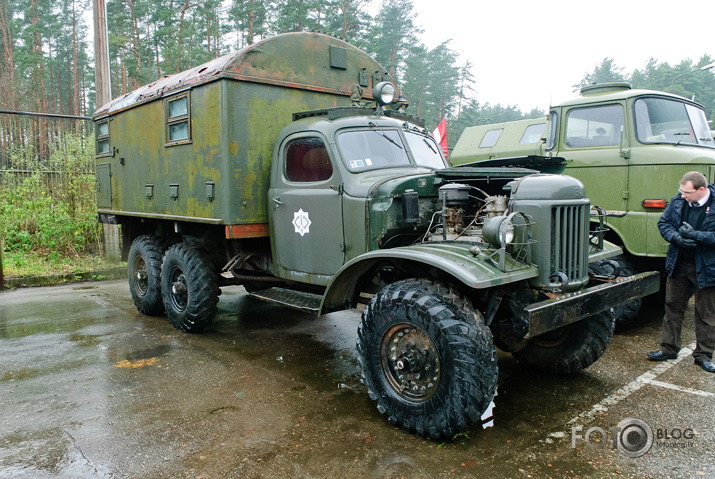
top-left (580, 82), bottom-right (632, 96)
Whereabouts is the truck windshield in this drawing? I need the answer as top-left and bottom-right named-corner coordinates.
top-left (634, 97), bottom-right (714, 147)
top-left (337, 129), bottom-right (445, 172)
top-left (403, 131), bottom-right (446, 169)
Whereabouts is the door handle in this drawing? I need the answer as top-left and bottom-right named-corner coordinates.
top-left (272, 197), bottom-right (284, 206)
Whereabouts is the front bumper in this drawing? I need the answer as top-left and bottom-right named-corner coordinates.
top-left (525, 271), bottom-right (661, 337)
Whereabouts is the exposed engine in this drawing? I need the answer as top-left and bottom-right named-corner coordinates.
top-left (422, 182), bottom-right (510, 243)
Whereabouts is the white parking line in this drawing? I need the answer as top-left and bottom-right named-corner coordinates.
top-left (648, 379), bottom-right (715, 397)
top-left (567, 342), bottom-right (697, 425)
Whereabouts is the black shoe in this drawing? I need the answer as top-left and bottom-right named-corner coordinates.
top-left (694, 359), bottom-right (715, 373)
top-left (647, 350), bottom-right (677, 361)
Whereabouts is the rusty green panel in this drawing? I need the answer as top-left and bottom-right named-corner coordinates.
top-left (223, 81), bottom-right (347, 224)
top-left (96, 163), bottom-right (112, 208)
top-left (102, 84), bottom-right (225, 222)
top-left (95, 32), bottom-right (398, 227)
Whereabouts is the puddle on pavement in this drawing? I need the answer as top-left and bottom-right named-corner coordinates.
top-left (67, 333), bottom-right (102, 347)
top-left (3, 368), bottom-right (42, 381)
top-left (107, 343), bottom-right (180, 364)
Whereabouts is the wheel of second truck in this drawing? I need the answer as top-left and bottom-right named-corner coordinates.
top-left (357, 279), bottom-right (498, 440)
top-left (606, 255), bottom-right (643, 331)
top-left (512, 310), bottom-right (616, 374)
top-left (161, 243), bottom-right (220, 333)
top-left (127, 235), bottom-right (166, 316)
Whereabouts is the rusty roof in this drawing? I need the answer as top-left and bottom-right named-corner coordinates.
top-left (93, 32), bottom-right (395, 119)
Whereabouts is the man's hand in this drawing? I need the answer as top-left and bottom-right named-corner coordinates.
top-left (673, 233), bottom-right (697, 248)
top-left (679, 221), bottom-right (696, 239)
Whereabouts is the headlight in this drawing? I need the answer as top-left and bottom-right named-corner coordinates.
top-left (373, 81), bottom-right (395, 106)
top-left (502, 222), bottom-right (515, 244)
top-left (483, 216), bottom-right (513, 247)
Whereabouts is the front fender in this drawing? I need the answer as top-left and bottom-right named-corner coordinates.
top-left (320, 242), bottom-right (539, 314)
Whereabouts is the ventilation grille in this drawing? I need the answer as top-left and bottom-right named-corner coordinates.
top-left (551, 204), bottom-right (589, 282)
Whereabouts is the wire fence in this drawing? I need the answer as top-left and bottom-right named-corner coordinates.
top-left (0, 112), bottom-right (106, 283)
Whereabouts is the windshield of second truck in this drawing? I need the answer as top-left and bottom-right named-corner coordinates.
top-left (634, 97), bottom-right (714, 147)
top-left (337, 129), bottom-right (446, 172)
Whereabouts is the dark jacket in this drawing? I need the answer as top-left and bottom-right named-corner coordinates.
top-left (658, 184), bottom-right (715, 288)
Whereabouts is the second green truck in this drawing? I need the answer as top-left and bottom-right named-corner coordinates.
top-left (452, 82), bottom-right (715, 327)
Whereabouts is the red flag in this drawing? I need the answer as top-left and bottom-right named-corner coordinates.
top-left (432, 117), bottom-right (448, 159)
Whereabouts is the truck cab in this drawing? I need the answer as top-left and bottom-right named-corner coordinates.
top-left (269, 108), bottom-right (446, 284)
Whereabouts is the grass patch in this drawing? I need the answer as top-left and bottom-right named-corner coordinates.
top-left (1, 131), bottom-right (120, 281)
top-left (3, 250), bottom-right (124, 279)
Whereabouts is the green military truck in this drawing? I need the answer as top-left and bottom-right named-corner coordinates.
top-left (451, 83), bottom-right (715, 327)
top-left (94, 34), bottom-right (658, 439)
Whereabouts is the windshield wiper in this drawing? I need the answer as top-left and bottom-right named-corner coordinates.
top-left (423, 138), bottom-right (437, 154)
top-left (369, 122), bottom-right (403, 149)
top-left (674, 132), bottom-right (691, 145)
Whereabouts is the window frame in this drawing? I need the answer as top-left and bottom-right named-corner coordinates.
top-left (545, 111), bottom-right (558, 151)
top-left (564, 104), bottom-right (624, 149)
top-left (479, 128), bottom-right (503, 148)
top-left (284, 136), bottom-right (335, 183)
top-left (95, 119), bottom-right (112, 157)
top-left (633, 96), bottom-right (715, 148)
top-left (520, 123), bottom-right (546, 144)
top-left (165, 93), bottom-right (192, 146)
top-left (335, 127), bottom-right (413, 173)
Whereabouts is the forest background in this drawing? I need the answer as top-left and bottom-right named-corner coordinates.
top-left (0, 0), bottom-right (713, 280)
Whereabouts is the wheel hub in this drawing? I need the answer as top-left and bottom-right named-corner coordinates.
top-left (171, 281), bottom-right (187, 295)
top-left (132, 256), bottom-right (149, 296)
top-left (381, 324), bottom-right (440, 403)
top-left (168, 271), bottom-right (189, 311)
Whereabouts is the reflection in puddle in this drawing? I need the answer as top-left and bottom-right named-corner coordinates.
top-left (68, 333), bottom-right (102, 347)
top-left (108, 343), bottom-right (179, 364)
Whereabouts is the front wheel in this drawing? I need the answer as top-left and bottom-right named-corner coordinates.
top-left (512, 310), bottom-right (615, 374)
top-left (357, 279), bottom-right (497, 439)
top-left (161, 243), bottom-right (220, 333)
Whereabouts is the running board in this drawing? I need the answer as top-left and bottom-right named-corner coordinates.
top-left (248, 287), bottom-right (322, 314)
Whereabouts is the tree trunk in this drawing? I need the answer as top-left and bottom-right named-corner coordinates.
top-left (0, 0), bottom-right (16, 107)
top-left (247, 0), bottom-right (254, 45)
top-left (31, 0), bottom-right (48, 161)
top-left (127, 0), bottom-right (141, 89)
top-left (73, 0), bottom-right (79, 115)
top-left (177, 0), bottom-right (194, 72)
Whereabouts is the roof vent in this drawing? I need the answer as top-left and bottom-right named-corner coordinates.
top-left (580, 82), bottom-right (632, 96)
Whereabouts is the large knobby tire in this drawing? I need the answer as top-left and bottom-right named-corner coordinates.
top-left (127, 235), bottom-right (166, 316)
top-left (161, 243), bottom-right (220, 333)
top-left (357, 279), bottom-right (498, 440)
top-left (512, 310), bottom-right (615, 374)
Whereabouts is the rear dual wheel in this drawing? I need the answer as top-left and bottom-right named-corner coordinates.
top-left (127, 235), bottom-right (166, 315)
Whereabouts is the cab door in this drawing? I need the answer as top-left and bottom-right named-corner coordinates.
top-left (269, 135), bottom-right (345, 279)
top-left (556, 103), bottom-right (629, 214)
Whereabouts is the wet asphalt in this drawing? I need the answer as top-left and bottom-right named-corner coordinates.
top-left (1, 280), bottom-right (714, 478)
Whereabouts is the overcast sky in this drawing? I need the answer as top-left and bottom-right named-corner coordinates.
top-left (403, 0), bottom-right (714, 112)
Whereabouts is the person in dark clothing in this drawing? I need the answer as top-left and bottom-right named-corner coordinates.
top-left (648, 171), bottom-right (715, 373)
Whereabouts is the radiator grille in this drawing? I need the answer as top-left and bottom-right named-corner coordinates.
top-left (551, 204), bottom-right (588, 283)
